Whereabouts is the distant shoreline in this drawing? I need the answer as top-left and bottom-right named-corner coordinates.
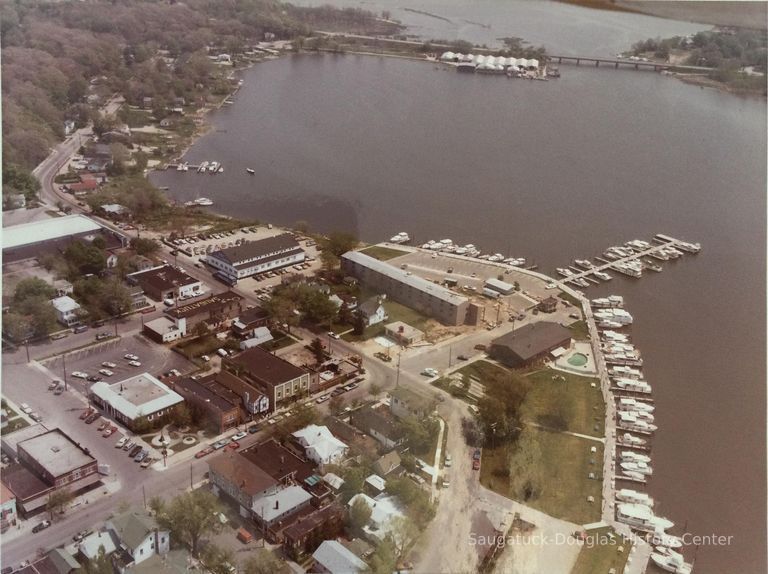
top-left (558, 0), bottom-right (767, 30)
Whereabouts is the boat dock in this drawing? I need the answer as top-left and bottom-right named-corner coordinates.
top-left (558, 234), bottom-right (700, 287)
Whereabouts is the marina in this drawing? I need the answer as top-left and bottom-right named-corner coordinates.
top-left (556, 234), bottom-right (700, 287)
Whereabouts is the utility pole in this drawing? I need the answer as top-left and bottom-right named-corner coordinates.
top-left (23, 339), bottom-right (30, 363)
top-left (448, 346), bottom-right (452, 368)
top-left (113, 316), bottom-right (118, 337)
top-left (62, 352), bottom-right (68, 391)
top-left (190, 463), bottom-right (193, 489)
top-left (143, 485), bottom-right (147, 509)
top-left (396, 351), bottom-right (402, 388)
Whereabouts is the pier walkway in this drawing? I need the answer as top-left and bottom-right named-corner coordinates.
top-left (560, 234), bottom-right (694, 284)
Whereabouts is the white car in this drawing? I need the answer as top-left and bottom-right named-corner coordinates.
top-left (444, 454), bottom-right (452, 467)
top-left (315, 394), bottom-right (330, 404)
top-left (326, 331), bottom-right (340, 340)
top-left (72, 371), bottom-right (89, 379)
top-left (115, 437), bottom-right (127, 448)
top-left (99, 369), bottom-right (114, 377)
top-left (201, 355), bottom-right (210, 362)
top-left (128, 360), bottom-right (141, 367)
top-left (421, 368), bottom-right (439, 377)
top-left (19, 403), bottom-right (32, 414)
top-left (124, 354), bottom-right (139, 361)
top-left (102, 362), bottom-right (117, 368)
top-left (231, 431), bottom-right (247, 442)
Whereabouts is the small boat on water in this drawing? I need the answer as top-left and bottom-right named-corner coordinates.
top-left (650, 550), bottom-right (693, 574)
top-left (185, 197), bottom-right (214, 207)
top-left (649, 530), bottom-right (684, 549)
top-left (644, 259), bottom-right (663, 272)
top-left (198, 161), bottom-right (209, 173)
top-left (208, 161), bottom-right (219, 173)
top-left (594, 271), bottom-right (612, 281)
top-left (616, 503), bottom-right (674, 533)
top-left (390, 232), bottom-right (411, 244)
top-left (616, 488), bottom-right (654, 507)
top-left (246, 168), bottom-right (255, 174)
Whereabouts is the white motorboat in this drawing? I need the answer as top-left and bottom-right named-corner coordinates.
top-left (594, 271), bottom-right (612, 281)
top-left (217, 166), bottom-right (224, 173)
top-left (573, 278), bottom-right (590, 288)
top-left (619, 433), bottom-right (647, 447)
top-left (620, 460), bottom-right (653, 476)
top-left (193, 197), bottom-right (213, 206)
top-left (557, 268), bottom-right (574, 277)
top-left (390, 232), bottom-right (410, 244)
top-left (198, 161), bottom-right (209, 173)
top-left (616, 503), bottom-right (674, 533)
top-left (618, 398), bottom-right (654, 413)
top-left (616, 488), bottom-right (654, 506)
top-left (677, 241), bottom-right (701, 253)
top-left (454, 247), bottom-right (468, 255)
top-left (176, 163), bottom-right (184, 171)
top-left (649, 530), bottom-right (684, 549)
top-left (601, 330), bottom-right (629, 341)
top-left (620, 451), bottom-right (652, 464)
top-left (621, 470), bottom-right (646, 481)
top-left (650, 551), bottom-right (693, 574)
top-left (246, 168), bottom-right (255, 174)
top-left (598, 320), bottom-right (624, 329)
top-left (208, 161), bottom-right (219, 173)
top-left (575, 259), bottom-right (594, 269)
top-left (615, 378), bottom-right (652, 394)
top-left (592, 295), bottom-right (624, 308)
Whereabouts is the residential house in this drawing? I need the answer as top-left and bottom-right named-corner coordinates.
top-left (283, 503), bottom-right (345, 560)
top-left (127, 264), bottom-right (202, 302)
top-left (291, 425), bottom-right (348, 466)
top-left (252, 485), bottom-right (312, 530)
top-left (1, 483), bottom-right (17, 532)
top-left (51, 296), bottom-right (82, 327)
top-left (489, 322), bottom-right (572, 368)
top-left (239, 327), bottom-right (274, 350)
top-left (208, 452), bottom-right (280, 518)
top-left (373, 450), bottom-right (402, 477)
top-left (389, 387), bottom-right (437, 420)
top-left (172, 376), bottom-right (241, 433)
top-left (346, 494), bottom-right (405, 544)
top-left (349, 404), bottom-right (404, 449)
top-left (358, 296), bottom-right (387, 327)
top-left (106, 511), bottom-right (170, 568)
top-left (364, 474), bottom-right (386, 497)
top-left (232, 306), bottom-right (270, 338)
top-left (312, 540), bottom-right (367, 574)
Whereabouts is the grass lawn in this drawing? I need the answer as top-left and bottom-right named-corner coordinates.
top-left (342, 299), bottom-right (432, 342)
top-left (6, 418), bottom-right (31, 433)
top-left (571, 526), bottom-right (632, 574)
top-left (522, 368), bottom-right (604, 437)
top-left (479, 428), bottom-right (603, 524)
top-left (359, 245), bottom-right (409, 261)
top-left (567, 320), bottom-right (590, 341)
top-left (261, 333), bottom-right (300, 352)
top-left (175, 335), bottom-right (222, 359)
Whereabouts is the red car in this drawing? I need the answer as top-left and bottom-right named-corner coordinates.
top-left (102, 425), bottom-right (117, 438)
top-left (79, 409), bottom-right (93, 420)
top-left (473, 459), bottom-right (481, 471)
top-left (227, 441), bottom-right (240, 450)
top-left (195, 447), bottom-right (215, 459)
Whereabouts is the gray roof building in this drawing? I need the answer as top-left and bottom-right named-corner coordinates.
top-left (312, 540), bottom-right (367, 574)
top-left (490, 322), bottom-right (572, 368)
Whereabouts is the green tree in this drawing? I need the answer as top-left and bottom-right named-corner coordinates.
top-left (399, 416), bottom-right (438, 455)
top-left (309, 337), bottom-right (326, 364)
top-left (201, 543), bottom-right (235, 574)
top-left (13, 277), bottom-right (55, 306)
top-left (243, 550), bottom-right (283, 574)
top-left (154, 490), bottom-right (224, 556)
top-left (367, 538), bottom-right (397, 574)
top-left (64, 240), bottom-right (107, 276)
top-left (2, 312), bottom-right (32, 342)
top-left (388, 515), bottom-right (420, 561)
top-left (131, 237), bottom-right (160, 256)
top-left (46, 488), bottom-right (73, 520)
top-left (172, 404), bottom-right (192, 428)
top-left (348, 496), bottom-right (372, 532)
top-left (263, 295), bottom-right (299, 333)
top-left (302, 291), bottom-right (338, 325)
top-left (83, 545), bottom-right (113, 574)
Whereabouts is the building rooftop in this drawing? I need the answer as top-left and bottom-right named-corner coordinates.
top-left (195, 370), bottom-right (263, 408)
top-left (1, 482), bottom-right (15, 504)
top-left (1, 464), bottom-right (51, 501)
top-left (350, 404), bottom-right (403, 441)
top-left (385, 321), bottom-right (424, 340)
top-left (208, 234), bottom-right (302, 266)
top-left (166, 291), bottom-right (243, 319)
top-left (342, 251), bottom-right (469, 306)
top-left (365, 474), bottom-right (386, 492)
top-left (175, 377), bottom-right (238, 414)
top-left (374, 450), bottom-right (402, 476)
top-left (79, 530), bottom-right (118, 560)
top-left (492, 321), bottom-right (572, 362)
top-left (51, 296), bottom-right (80, 313)
top-left (18, 429), bottom-right (94, 478)
top-left (390, 386), bottom-right (436, 412)
top-left (109, 511), bottom-right (160, 550)
top-left (312, 540), bottom-right (367, 574)
top-left (144, 316), bottom-right (182, 336)
top-left (90, 373), bottom-right (184, 420)
top-left (128, 264), bottom-right (199, 293)
top-left (227, 346), bottom-right (306, 388)
top-left (0, 422), bottom-right (48, 458)
top-left (2, 214), bottom-right (103, 250)
top-left (208, 451), bottom-right (278, 496)
top-left (252, 485), bottom-right (311, 522)
top-left (292, 424), bottom-right (348, 462)
top-left (283, 503), bottom-right (344, 541)
top-left (240, 439), bottom-right (314, 483)
top-left (233, 306), bottom-right (269, 327)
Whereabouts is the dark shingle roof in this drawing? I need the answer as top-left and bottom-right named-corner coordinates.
top-left (491, 322), bottom-right (572, 361)
top-left (227, 347), bottom-right (306, 387)
top-left (209, 234), bottom-right (301, 266)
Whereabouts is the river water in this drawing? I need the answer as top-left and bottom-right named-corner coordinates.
top-left (150, 6), bottom-right (766, 574)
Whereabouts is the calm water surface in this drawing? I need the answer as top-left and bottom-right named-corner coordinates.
top-left (151, 50), bottom-right (766, 574)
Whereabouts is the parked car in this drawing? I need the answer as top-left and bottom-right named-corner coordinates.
top-left (124, 354), bottom-right (139, 361)
top-left (134, 449), bottom-right (148, 462)
top-left (71, 371), bottom-right (89, 379)
top-left (473, 449), bottom-right (482, 461)
top-left (442, 474), bottom-right (450, 488)
top-left (115, 437), bottom-right (127, 448)
top-left (421, 368), bottom-right (439, 377)
top-left (73, 529), bottom-right (93, 542)
top-left (373, 352), bottom-right (392, 362)
top-left (327, 331), bottom-right (340, 340)
top-left (73, 325), bottom-right (88, 334)
top-left (95, 332), bottom-right (111, 341)
top-left (32, 520), bottom-right (51, 533)
top-left (53, 385), bottom-right (64, 395)
top-left (474, 344), bottom-right (487, 351)
top-left (201, 355), bottom-right (210, 362)
top-left (129, 445), bottom-right (142, 457)
top-left (19, 403), bottom-right (32, 414)
top-left (444, 454), bottom-right (452, 467)
top-left (123, 441), bottom-right (135, 451)
top-left (473, 459), bottom-right (481, 471)
top-left (248, 424), bottom-right (260, 434)
top-left (48, 380), bottom-right (60, 391)
top-left (102, 361), bottom-right (117, 369)
top-left (30, 413), bottom-right (43, 423)
top-left (212, 440), bottom-right (229, 450)
top-left (103, 426), bottom-right (116, 438)
top-left (87, 375), bottom-right (102, 382)
top-left (457, 355), bottom-right (469, 361)
top-left (140, 457), bottom-right (154, 468)
top-left (85, 413), bottom-right (100, 424)
top-left (195, 446), bottom-right (215, 459)
top-left (80, 409), bottom-right (94, 420)
top-left (97, 421), bottom-right (109, 431)
top-left (330, 388), bottom-right (346, 397)
top-left (128, 360), bottom-right (142, 367)
top-left (99, 369), bottom-right (114, 377)
top-left (227, 441), bottom-right (240, 450)
top-left (231, 431), bottom-right (247, 441)
top-left (216, 348), bottom-right (229, 358)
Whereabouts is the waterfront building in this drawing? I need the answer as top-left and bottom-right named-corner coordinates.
top-left (205, 234), bottom-right (305, 280)
top-left (341, 251), bottom-right (469, 326)
top-left (127, 264), bottom-right (203, 302)
top-left (490, 322), bottom-right (572, 368)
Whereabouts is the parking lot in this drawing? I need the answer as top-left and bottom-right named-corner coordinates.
top-left (42, 333), bottom-right (194, 395)
top-left (159, 225), bottom-right (323, 294)
top-left (390, 249), bottom-right (555, 305)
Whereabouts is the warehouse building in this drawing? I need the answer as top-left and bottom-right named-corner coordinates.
top-left (205, 234), bottom-right (305, 280)
top-left (127, 264), bottom-right (202, 302)
top-left (341, 251), bottom-right (469, 326)
top-left (2, 214), bottom-right (127, 265)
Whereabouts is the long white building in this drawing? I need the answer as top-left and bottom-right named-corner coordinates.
top-left (205, 234), bottom-right (305, 280)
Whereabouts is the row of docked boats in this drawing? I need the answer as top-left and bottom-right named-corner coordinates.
top-left (405, 236), bottom-right (527, 267)
top-left (596, 301), bottom-right (695, 573)
top-left (196, 160), bottom-right (224, 174)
